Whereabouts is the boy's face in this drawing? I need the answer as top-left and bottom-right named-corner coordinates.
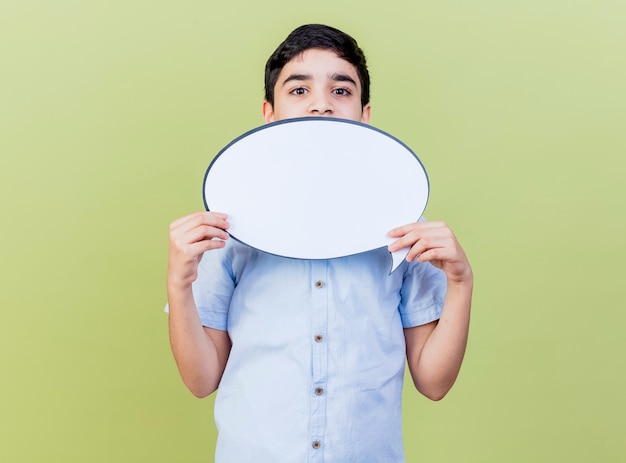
top-left (263, 48), bottom-right (371, 124)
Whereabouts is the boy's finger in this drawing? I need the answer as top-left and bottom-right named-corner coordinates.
top-left (171, 211), bottom-right (229, 231)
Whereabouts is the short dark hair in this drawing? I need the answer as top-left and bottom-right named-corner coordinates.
top-left (264, 24), bottom-right (370, 108)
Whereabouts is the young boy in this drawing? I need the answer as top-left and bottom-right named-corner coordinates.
top-left (167, 24), bottom-right (472, 463)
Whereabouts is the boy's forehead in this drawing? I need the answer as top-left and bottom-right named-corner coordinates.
top-left (281, 49), bottom-right (360, 79)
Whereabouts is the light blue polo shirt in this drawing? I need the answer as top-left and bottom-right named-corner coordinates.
top-left (187, 238), bottom-right (446, 463)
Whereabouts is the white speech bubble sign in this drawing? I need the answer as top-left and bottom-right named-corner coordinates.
top-left (203, 117), bottom-right (429, 273)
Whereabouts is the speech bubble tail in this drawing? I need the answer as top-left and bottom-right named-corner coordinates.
top-left (389, 248), bottom-right (409, 275)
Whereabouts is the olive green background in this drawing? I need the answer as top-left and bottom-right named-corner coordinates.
top-left (1, 0), bottom-right (625, 461)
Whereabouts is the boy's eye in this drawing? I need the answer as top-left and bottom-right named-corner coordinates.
top-left (333, 88), bottom-right (351, 96)
top-left (290, 87), bottom-right (307, 95)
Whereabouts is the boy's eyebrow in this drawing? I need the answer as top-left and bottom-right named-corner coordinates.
top-left (330, 73), bottom-right (357, 85)
top-left (281, 74), bottom-right (312, 86)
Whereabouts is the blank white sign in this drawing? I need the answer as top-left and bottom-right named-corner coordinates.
top-left (203, 117), bottom-right (429, 273)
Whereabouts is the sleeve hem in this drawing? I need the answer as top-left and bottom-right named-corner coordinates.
top-left (199, 314), bottom-right (228, 331)
top-left (400, 301), bottom-right (443, 328)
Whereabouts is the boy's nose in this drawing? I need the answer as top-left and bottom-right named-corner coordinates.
top-left (308, 95), bottom-right (333, 115)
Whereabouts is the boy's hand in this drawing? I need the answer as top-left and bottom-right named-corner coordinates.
top-left (388, 221), bottom-right (472, 284)
top-left (167, 211), bottom-right (230, 291)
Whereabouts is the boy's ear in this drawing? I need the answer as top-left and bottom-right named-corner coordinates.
top-left (360, 103), bottom-right (371, 124)
top-left (262, 101), bottom-right (275, 123)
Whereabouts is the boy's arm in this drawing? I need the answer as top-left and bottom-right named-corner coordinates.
top-left (388, 221), bottom-right (473, 401)
top-left (167, 211), bottom-right (231, 398)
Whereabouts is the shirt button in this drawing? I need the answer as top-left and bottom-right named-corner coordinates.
top-left (315, 387), bottom-right (324, 396)
top-left (314, 334), bottom-right (323, 343)
top-left (312, 440), bottom-right (321, 449)
top-left (315, 280), bottom-right (324, 289)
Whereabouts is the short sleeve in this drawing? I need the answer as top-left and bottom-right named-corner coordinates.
top-left (164, 242), bottom-right (238, 331)
top-left (192, 246), bottom-right (237, 330)
top-left (398, 260), bottom-right (447, 328)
